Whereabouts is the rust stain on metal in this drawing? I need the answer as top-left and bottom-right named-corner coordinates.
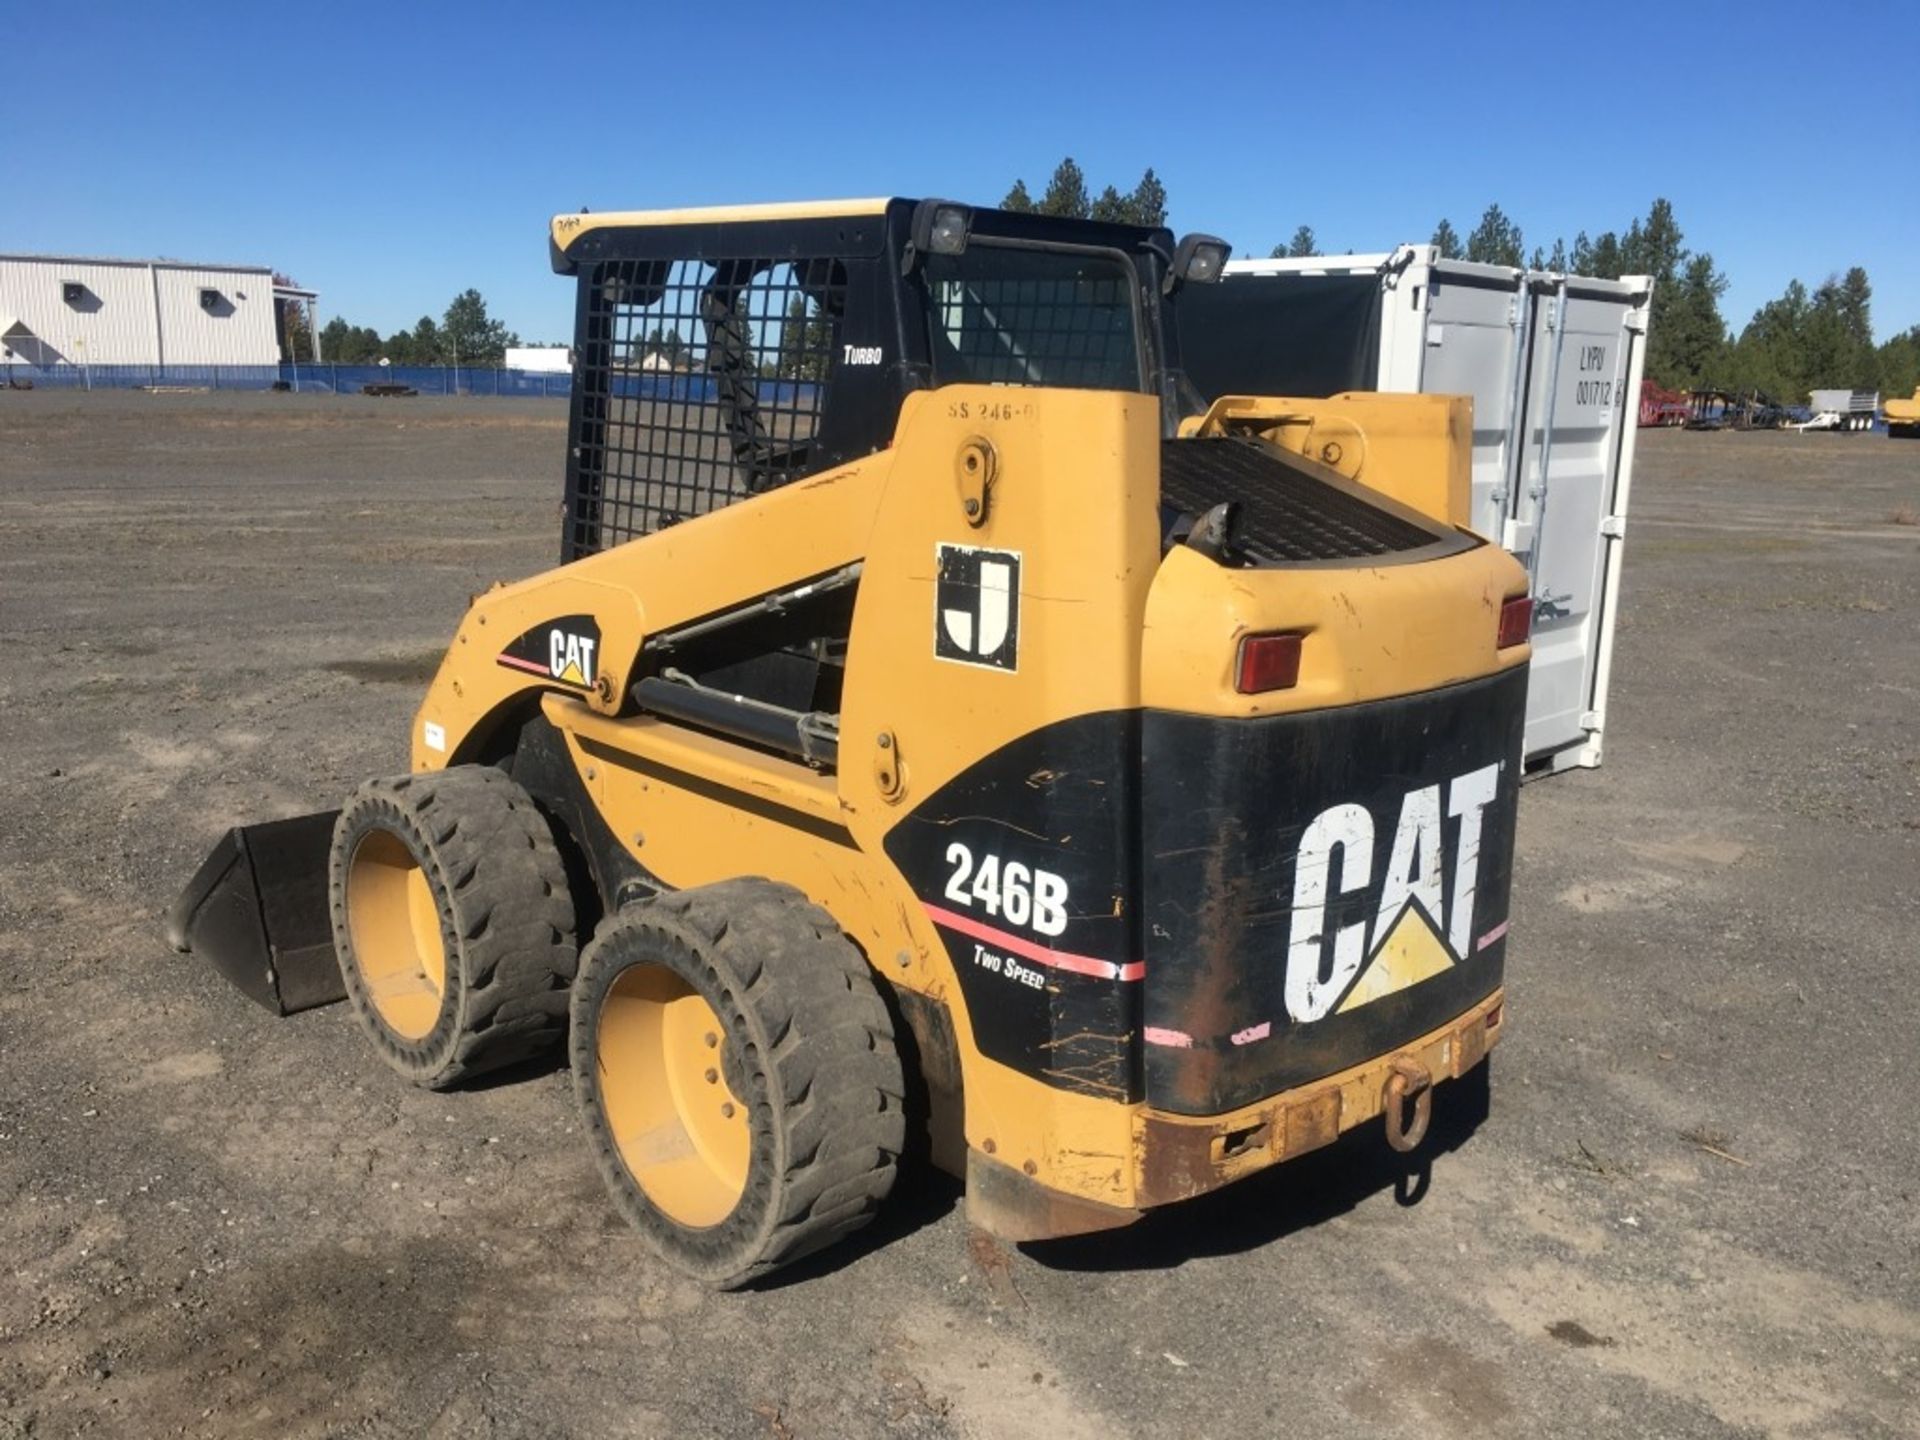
top-left (1283, 1088), bottom-right (1342, 1156)
top-left (1159, 814), bottom-right (1256, 1110)
top-left (1454, 1014), bottom-right (1491, 1074)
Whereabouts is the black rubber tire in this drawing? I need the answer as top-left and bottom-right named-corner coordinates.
top-left (329, 765), bottom-right (577, 1089)
top-left (571, 879), bottom-right (905, 1288)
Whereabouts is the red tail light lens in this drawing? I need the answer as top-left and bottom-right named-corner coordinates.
top-left (1235, 632), bottom-right (1303, 694)
top-left (1498, 594), bottom-right (1532, 649)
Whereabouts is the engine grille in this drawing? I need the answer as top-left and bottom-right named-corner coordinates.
top-left (1159, 437), bottom-right (1444, 563)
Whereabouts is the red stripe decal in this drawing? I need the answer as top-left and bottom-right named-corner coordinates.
top-left (922, 902), bottom-right (1140, 982)
top-left (1144, 1026), bottom-right (1193, 1048)
top-left (1230, 1020), bottom-right (1272, 1046)
top-left (495, 654), bottom-right (552, 677)
top-left (1476, 920), bottom-right (1510, 952)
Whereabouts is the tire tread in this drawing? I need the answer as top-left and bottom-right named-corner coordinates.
top-left (571, 878), bottom-right (905, 1287)
top-left (329, 765), bottom-right (577, 1089)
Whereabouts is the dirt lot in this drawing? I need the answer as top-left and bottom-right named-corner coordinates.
top-left (1, 392), bottom-right (1916, 1439)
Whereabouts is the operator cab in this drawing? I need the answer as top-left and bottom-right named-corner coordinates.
top-left (549, 198), bottom-right (1228, 560)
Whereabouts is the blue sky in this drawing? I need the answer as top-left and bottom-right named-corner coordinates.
top-left (6, 1), bottom-right (1916, 345)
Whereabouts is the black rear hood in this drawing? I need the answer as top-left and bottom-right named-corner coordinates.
top-left (1140, 666), bottom-right (1526, 1115)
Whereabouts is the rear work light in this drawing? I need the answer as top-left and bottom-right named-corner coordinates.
top-left (1235, 632), bottom-right (1303, 694)
top-left (1498, 594), bottom-right (1533, 649)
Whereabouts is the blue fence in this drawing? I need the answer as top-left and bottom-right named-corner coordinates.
top-left (3, 363), bottom-right (574, 397)
top-left (605, 373), bottom-right (823, 407)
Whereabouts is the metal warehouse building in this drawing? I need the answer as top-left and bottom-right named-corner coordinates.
top-left (0, 255), bottom-right (316, 369)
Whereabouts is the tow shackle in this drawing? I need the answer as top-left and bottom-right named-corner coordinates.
top-left (1382, 1055), bottom-right (1433, 1154)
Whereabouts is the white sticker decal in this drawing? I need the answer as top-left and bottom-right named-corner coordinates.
top-left (934, 543), bottom-right (1020, 672)
top-left (423, 721), bottom-right (447, 753)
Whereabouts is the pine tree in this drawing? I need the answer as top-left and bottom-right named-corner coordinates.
top-left (1807, 270), bottom-right (1878, 388)
top-left (1286, 225), bottom-right (1318, 258)
top-left (442, 289), bottom-right (516, 367)
top-left (773, 293), bottom-right (836, 382)
top-left (1039, 157), bottom-right (1091, 219)
top-left (1574, 231), bottom-right (1624, 280)
top-left (1000, 162), bottom-right (1167, 225)
top-left (319, 316), bottom-right (383, 363)
top-left (273, 274), bottom-right (314, 362)
top-left (1727, 280), bottom-right (1810, 397)
top-left (1656, 254), bottom-right (1729, 390)
top-left (775, 298), bottom-right (810, 379)
top-left (1836, 267), bottom-right (1874, 360)
top-left (1878, 324), bottom-right (1920, 398)
top-left (803, 307), bottom-right (834, 381)
top-left (1125, 169), bottom-right (1167, 227)
top-left (399, 315), bottom-right (442, 365)
top-left (1621, 200), bottom-right (1684, 287)
top-left (1089, 185), bottom-right (1130, 224)
top-left (1465, 204), bottom-right (1524, 267)
top-left (277, 298), bottom-right (314, 362)
top-left (1729, 267), bottom-right (1886, 398)
top-left (1430, 219), bottom-right (1461, 260)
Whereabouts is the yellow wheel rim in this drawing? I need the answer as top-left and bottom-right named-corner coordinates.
top-left (346, 830), bottom-right (448, 1041)
top-left (597, 964), bottom-right (750, 1228)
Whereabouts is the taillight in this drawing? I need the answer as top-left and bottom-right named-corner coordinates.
top-left (1235, 632), bottom-right (1303, 694)
top-left (1497, 595), bottom-right (1532, 649)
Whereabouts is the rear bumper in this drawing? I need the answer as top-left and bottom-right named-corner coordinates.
top-left (1133, 987), bottom-right (1505, 1209)
top-left (961, 990), bottom-right (1505, 1240)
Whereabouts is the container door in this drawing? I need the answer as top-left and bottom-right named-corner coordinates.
top-left (1506, 282), bottom-right (1642, 767)
top-left (1416, 272), bottom-right (1529, 539)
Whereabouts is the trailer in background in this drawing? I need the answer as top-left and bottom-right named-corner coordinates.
top-left (1177, 245), bottom-right (1652, 778)
top-left (1640, 379), bottom-right (1689, 427)
top-left (1805, 389), bottom-right (1880, 432)
top-left (1687, 389), bottom-right (1791, 431)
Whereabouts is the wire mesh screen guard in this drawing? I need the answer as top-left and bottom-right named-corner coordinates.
top-left (1159, 438), bottom-right (1442, 563)
top-left (924, 248), bottom-right (1139, 391)
top-left (570, 255), bottom-right (846, 555)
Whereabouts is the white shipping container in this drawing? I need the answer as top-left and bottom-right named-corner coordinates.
top-left (1179, 245), bottom-right (1652, 777)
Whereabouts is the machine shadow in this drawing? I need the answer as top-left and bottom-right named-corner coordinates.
top-left (1024, 1062), bottom-right (1492, 1274)
top-left (461, 1049), bottom-right (570, 1092)
top-left (747, 1162), bottom-right (965, 1291)
top-left (756, 1064), bottom-right (1493, 1288)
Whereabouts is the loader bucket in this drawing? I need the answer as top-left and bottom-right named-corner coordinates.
top-left (166, 811), bottom-right (345, 1015)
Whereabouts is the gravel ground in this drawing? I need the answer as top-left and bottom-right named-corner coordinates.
top-left (1, 391), bottom-right (1915, 1439)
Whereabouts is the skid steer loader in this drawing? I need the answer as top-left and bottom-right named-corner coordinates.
top-left (170, 198), bottom-right (1531, 1286)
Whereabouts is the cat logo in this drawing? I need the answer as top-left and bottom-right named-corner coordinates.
top-left (547, 630), bottom-right (597, 686)
top-left (1284, 762), bottom-right (1505, 1023)
top-left (934, 543), bottom-right (1019, 672)
top-left (495, 614), bottom-right (601, 691)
